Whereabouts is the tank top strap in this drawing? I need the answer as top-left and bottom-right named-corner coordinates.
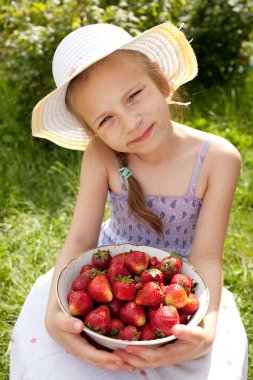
top-left (188, 134), bottom-right (213, 197)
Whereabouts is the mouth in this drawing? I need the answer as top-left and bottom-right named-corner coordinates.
top-left (129, 124), bottom-right (154, 144)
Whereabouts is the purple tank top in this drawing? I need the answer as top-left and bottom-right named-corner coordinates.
top-left (98, 136), bottom-right (212, 259)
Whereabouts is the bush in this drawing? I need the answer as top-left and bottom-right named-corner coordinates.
top-left (179, 0), bottom-right (253, 87)
top-left (0, 0), bottom-right (88, 125)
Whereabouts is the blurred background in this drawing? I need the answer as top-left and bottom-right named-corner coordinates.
top-left (0, 1), bottom-right (252, 378)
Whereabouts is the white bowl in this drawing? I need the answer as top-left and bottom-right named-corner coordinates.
top-left (57, 244), bottom-right (209, 350)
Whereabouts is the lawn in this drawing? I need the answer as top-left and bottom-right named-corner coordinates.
top-left (0, 73), bottom-right (252, 379)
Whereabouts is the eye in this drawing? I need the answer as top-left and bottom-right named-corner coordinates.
top-left (99, 115), bottom-right (112, 127)
top-left (128, 89), bottom-right (142, 102)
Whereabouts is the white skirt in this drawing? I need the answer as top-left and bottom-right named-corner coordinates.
top-left (10, 269), bottom-right (248, 380)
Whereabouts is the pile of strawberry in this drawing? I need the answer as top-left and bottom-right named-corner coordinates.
top-left (67, 250), bottom-right (200, 341)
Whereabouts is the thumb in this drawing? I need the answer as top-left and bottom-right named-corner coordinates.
top-left (172, 324), bottom-right (202, 341)
top-left (56, 311), bottom-right (84, 334)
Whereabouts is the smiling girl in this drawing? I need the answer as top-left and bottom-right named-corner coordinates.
top-left (10, 23), bottom-right (248, 379)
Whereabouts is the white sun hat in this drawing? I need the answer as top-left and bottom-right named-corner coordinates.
top-left (32, 22), bottom-right (198, 150)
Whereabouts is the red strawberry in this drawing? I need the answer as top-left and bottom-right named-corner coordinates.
top-left (92, 250), bottom-right (112, 270)
top-left (164, 284), bottom-right (188, 309)
top-left (107, 298), bottom-right (123, 317)
top-left (159, 282), bottom-right (166, 295)
top-left (85, 305), bottom-right (111, 335)
top-left (124, 250), bottom-right (149, 274)
top-left (80, 264), bottom-right (93, 274)
top-left (71, 271), bottom-right (93, 291)
top-left (88, 274), bottom-right (113, 303)
top-left (139, 322), bottom-right (156, 341)
top-left (178, 310), bottom-right (189, 324)
top-left (68, 289), bottom-right (93, 316)
top-left (109, 318), bottom-right (125, 337)
top-left (111, 252), bottom-right (127, 264)
top-left (179, 292), bottom-right (200, 315)
top-left (120, 301), bottom-right (146, 327)
top-left (108, 261), bottom-right (130, 283)
top-left (118, 325), bottom-right (140, 341)
top-left (170, 274), bottom-right (193, 294)
top-left (150, 256), bottom-right (159, 267)
top-left (140, 268), bottom-right (163, 284)
top-left (147, 306), bottom-right (159, 321)
top-left (150, 305), bottom-right (179, 337)
top-left (135, 282), bottom-right (163, 307)
top-left (112, 276), bottom-right (136, 301)
top-left (159, 255), bottom-right (182, 283)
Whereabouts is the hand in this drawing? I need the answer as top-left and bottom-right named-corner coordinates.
top-left (45, 307), bottom-right (136, 371)
top-left (114, 324), bottom-right (213, 369)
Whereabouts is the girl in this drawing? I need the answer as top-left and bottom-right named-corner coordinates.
top-left (10, 23), bottom-right (248, 379)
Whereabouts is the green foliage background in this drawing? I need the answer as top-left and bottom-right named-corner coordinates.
top-left (0, 1), bottom-right (252, 379)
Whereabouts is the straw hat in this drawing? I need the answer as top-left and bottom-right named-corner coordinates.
top-left (32, 22), bottom-right (198, 150)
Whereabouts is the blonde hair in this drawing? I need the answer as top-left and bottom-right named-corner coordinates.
top-left (65, 50), bottom-right (180, 235)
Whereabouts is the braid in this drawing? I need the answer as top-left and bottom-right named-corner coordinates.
top-left (116, 152), bottom-right (163, 235)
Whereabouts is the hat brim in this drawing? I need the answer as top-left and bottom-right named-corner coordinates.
top-left (32, 23), bottom-right (198, 151)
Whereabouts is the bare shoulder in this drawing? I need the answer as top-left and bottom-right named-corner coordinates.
top-left (208, 134), bottom-right (241, 172)
top-left (174, 122), bottom-right (241, 170)
top-left (83, 137), bottom-right (114, 164)
top-left (202, 134), bottom-right (242, 197)
top-left (80, 137), bottom-right (116, 175)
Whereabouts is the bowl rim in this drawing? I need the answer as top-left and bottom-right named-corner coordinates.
top-left (56, 243), bottom-right (210, 346)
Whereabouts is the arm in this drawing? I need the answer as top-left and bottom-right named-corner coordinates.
top-left (184, 136), bottom-right (241, 348)
top-left (115, 136), bottom-right (241, 368)
top-left (45, 140), bottom-right (135, 371)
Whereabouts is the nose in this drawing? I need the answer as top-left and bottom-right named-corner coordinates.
top-left (122, 111), bottom-right (142, 133)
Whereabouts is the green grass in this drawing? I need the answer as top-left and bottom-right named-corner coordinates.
top-left (0, 74), bottom-right (252, 379)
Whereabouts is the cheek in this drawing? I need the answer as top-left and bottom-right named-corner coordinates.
top-left (97, 128), bottom-right (121, 148)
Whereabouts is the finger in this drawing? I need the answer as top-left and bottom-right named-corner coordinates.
top-left (55, 311), bottom-right (84, 334)
top-left (172, 324), bottom-right (204, 342)
top-left (52, 313), bottom-right (136, 370)
top-left (62, 332), bottom-right (135, 371)
top-left (115, 349), bottom-right (150, 369)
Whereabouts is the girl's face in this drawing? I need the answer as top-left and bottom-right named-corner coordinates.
top-left (72, 51), bottom-right (170, 155)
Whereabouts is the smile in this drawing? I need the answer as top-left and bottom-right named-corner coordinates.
top-left (129, 124), bottom-right (154, 144)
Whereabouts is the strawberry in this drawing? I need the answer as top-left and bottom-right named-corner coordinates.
top-left (170, 274), bottom-right (193, 294)
top-left (108, 261), bottom-right (130, 283)
top-left (164, 284), bottom-right (188, 309)
top-left (120, 301), bottom-right (146, 327)
top-left (109, 318), bottom-right (125, 337)
top-left (92, 250), bottom-right (112, 270)
top-left (118, 325), bottom-right (140, 341)
top-left (150, 256), bottom-right (159, 267)
top-left (146, 306), bottom-right (159, 321)
top-left (85, 305), bottom-right (111, 335)
top-left (88, 273), bottom-right (113, 303)
top-left (150, 305), bottom-right (179, 337)
top-left (71, 271), bottom-right (93, 291)
top-left (140, 268), bottom-right (163, 284)
top-left (135, 282), bottom-right (163, 307)
top-left (107, 298), bottom-right (123, 317)
top-left (179, 292), bottom-right (200, 315)
top-left (124, 250), bottom-right (149, 274)
top-left (159, 282), bottom-right (166, 295)
top-left (159, 255), bottom-right (182, 283)
top-left (112, 276), bottom-right (136, 301)
top-left (111, 252), bottom-right (127, 264)
top-left (178, 310), bottom-right (189, 324)
top-left (68, 289), bottom-right (93, 317)
top-left (139, 322), bottom-right (156, 341)
top-left (80, 264), bottom-right (93, 274)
